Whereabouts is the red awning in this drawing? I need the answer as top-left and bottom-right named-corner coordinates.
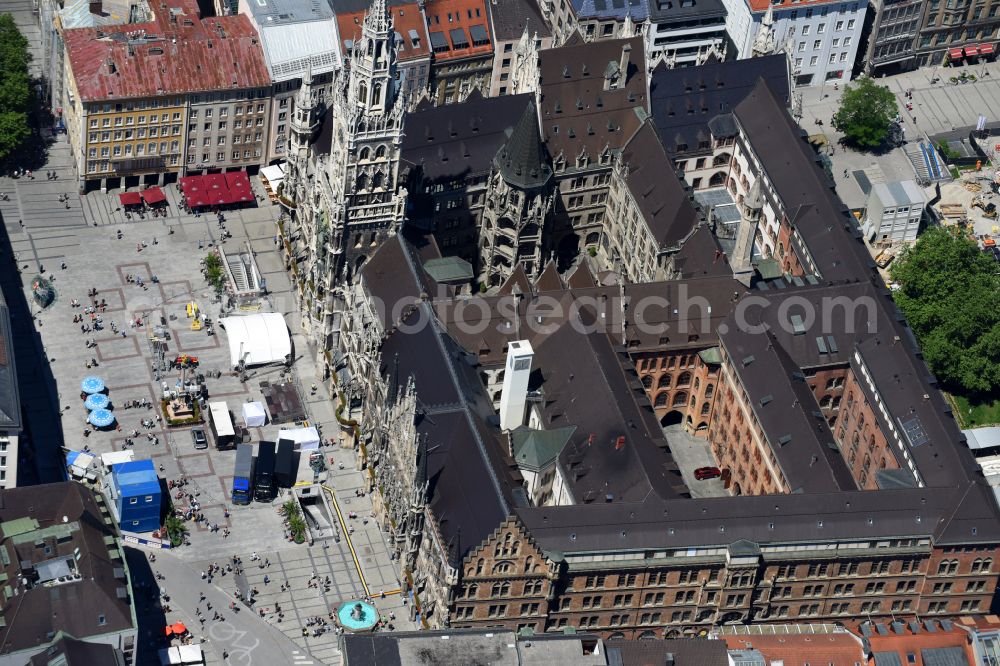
top-left (179, 172), bottom-right (255, 207)
top-left (949, 48), bottom-right (965, 60)
top-left (119, 191), bottom-right (142, 206)
top-left (224, 171), bottom-right (254, 202)
top-left (981, 43), bottom-right (995, 55)
top-left (965, 45), bottom-right (979, 57)
top-left (141, 186), bottom-right (166, 205)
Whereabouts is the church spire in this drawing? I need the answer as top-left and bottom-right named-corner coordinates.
top-left (363, 0), bottom-right (391, 35)
top-left (751, 4), bottom-right (777, 57)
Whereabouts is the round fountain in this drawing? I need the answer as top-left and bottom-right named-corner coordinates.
top-left (336, 599), bottom-right (379, 633)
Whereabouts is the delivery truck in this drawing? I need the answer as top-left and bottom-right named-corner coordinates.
top-left (231, 443), bottom-right (254, 505)
top-left (254, 441), bottom-right (276, 502)
top-left (275, 439), bottom-right (296, 488)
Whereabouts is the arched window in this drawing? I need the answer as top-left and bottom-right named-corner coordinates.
top-left (642, 375), bottom-right (653, 389)
top-left (654, 392), bottom-right (668, 408)
top-left (375, 144), bottom-right (387, 159)
top-left (467, 583), bottom-right (478, 598)
top-left (709, 171), bottom-right (726, 187)
top-left (700, 402), bottom-right (711, 416)
top-left (820, 395), bottom-right (833, 409)
top-left (358, 82), bottom-right (368, 105)
top-left (525, 556), bottom-right (534, 573)
top-left (359, 146), bottom-right (370, 161)
top-left (693, 377), bottom-right (700, 391)
top-left (672, 391), bottom-right (688, 407)
top-left (372, 82), bottom-right (383, 107)
top-left (712, 152), bottom-right (731, 167)
top-left (705, 383), bottom-right (714, 398)
top-left (983, 558), bottom-right (994, 573)
top-left (678, 372), bottom-right (692, 387)
top-left (476, 558), bottom-right (484, 575)
top-left (689, 395), bottom-right (696, 407)
top-left (658, 374), bottom-right (671, 389)
top-left (585, 231), bottom-right (600, 245)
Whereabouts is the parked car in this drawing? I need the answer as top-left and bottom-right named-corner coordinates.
top-left (694, 466), bottom-right (721, 480)
top-left (191, 428), bottom-right (208, 450)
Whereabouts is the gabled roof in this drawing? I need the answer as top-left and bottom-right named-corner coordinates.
top-left (649, 53), bottom-right (789, 156)
top-left (0, 483), bottom-right (135, 654)
top-left (535, 259), bottom-right (564, 292)
top-left (497, 264), bottom-right (533, 296)
top-left (538, 36), bottom-right (648, 162)
top-left (620, 121), bottom-right (699, 247)
top-left (401, 92), bottom-right (535, 181)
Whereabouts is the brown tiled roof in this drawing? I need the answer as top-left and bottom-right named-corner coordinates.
top-left (488, 0), bottom-right (550, 41)
top-left (620, 121), bottom-right (700, 247)
top-left (733, 81), bottom-right (872, 284)
top-left (538, 36), bottom-right (647, 161)
top-left (63, 0), bottom-right (270, 101)
top-left (497, 264), bottom-right (533, 296)
top-left (535, 259), bottom-right (564, 292)
top-left (0, 483), bottom-right (134, 655)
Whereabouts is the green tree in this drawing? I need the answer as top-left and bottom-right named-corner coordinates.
top-left (0, 14), bottom-right (31, 164)
top-left (831, 77), bottom-right (898, 150)
top-left (203, 252), bottom-right (225, 294)
top-left (890, 227), bottom-right (1000, 396)
top-left (164, 514), bottom-right (189, 547)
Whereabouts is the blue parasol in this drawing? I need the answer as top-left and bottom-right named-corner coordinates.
top-left (84, 393), bottom-right (110, 411)
top-left (88, 409), bottom-right (115, 428)
top-left (81, 376), bottom-right (105, 394)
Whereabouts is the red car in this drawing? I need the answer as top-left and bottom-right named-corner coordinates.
top-left (694, 466), bottom-right (721, 480)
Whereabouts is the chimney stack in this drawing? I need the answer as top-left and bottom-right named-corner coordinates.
top-left (89, 0), bottom-right (103, 15)
top-left (619, 43), bottom-right (631, 81)
top-left (499, 340), bottom-right (533, 431)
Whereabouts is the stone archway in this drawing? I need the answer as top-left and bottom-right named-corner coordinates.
top-left (660, 410), bottom-right (684, 427)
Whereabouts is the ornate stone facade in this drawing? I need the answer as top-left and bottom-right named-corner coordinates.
top-left (479, 103), bottom-right (555, 285)
top-left (280, 0), bottom-right (408, 370)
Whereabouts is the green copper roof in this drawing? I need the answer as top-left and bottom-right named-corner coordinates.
top-left (422, 257), bottom-right (474, 283)
top-left (0, 518), bottom-right (39, 539)
top-left (698, 346), bottom-right (722, 366)
top-left (511, 426), bottom-right (576, 471)
top-left (756, 257), bottom-right (783, 280)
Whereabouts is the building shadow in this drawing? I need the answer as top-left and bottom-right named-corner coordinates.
top-left (0, 215), bottom-right (66, 484)
top-left (123, 546), bottom-right (170, 665)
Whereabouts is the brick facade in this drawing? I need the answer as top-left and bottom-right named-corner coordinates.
top-left (452, 527), bottom-right (1000, 638)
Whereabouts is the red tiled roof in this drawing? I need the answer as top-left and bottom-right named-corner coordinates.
top-left (722, 633), bottom-right (864, 666)
top-left (422, 0), bottom-right (493, 61)
top-left (63, 0), bottom-right (269, 101)
top-left (336, 3), bottom-right (431, 62)
top-left (850, 622), bottom-right (976, 666)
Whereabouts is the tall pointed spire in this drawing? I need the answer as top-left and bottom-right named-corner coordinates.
top-left (495, 102), bottom-right (551, 189)
top-left (751, 4), bottom-right (777, 57)
top-left (363, 0), bottom-right (391, 35)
